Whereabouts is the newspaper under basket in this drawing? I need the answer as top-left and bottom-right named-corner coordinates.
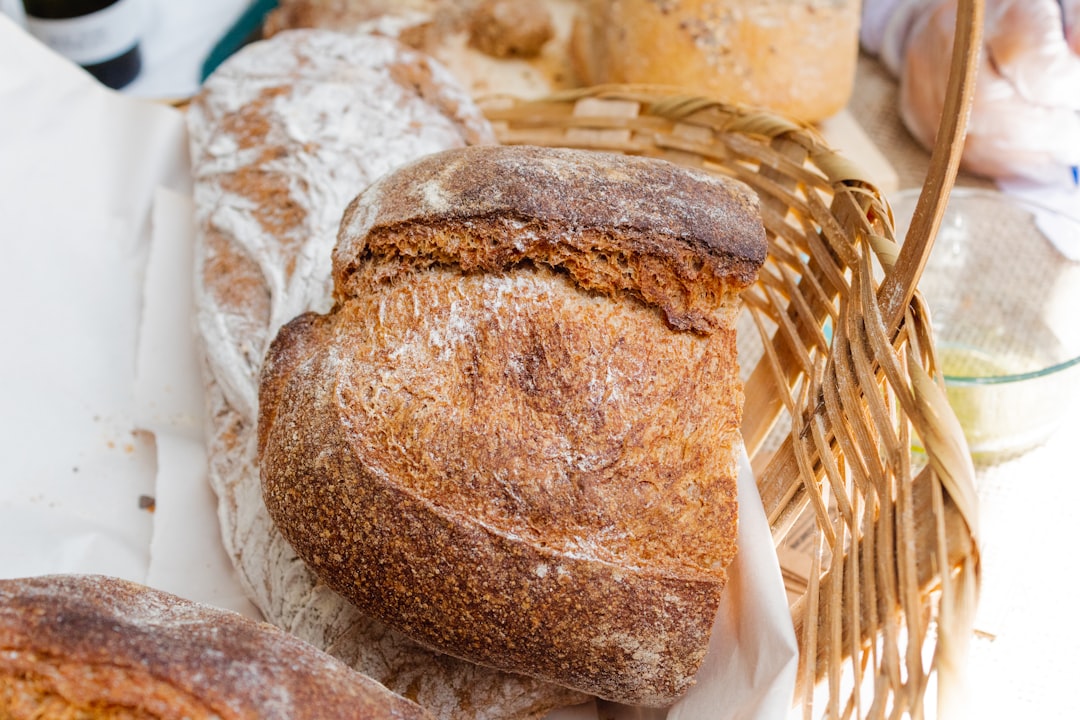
top-left (479, 1), bottom-right (984, 716)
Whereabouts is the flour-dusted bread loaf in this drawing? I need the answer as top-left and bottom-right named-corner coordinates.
top-left (189, 29), bottom-right (586, 719)
top-left (258, 145), bottom-right (767, 705)
top-left (262, 0), bottom-right (581, 99)
top-left (0, 575), bottom-right (433, 719)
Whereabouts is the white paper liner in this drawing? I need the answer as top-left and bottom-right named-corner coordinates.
top-left (136, 187), bottom-right (261, 618)
top-left (0, 14), bottom-right (183, 584)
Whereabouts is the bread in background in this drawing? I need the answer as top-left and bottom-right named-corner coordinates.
top-left (572, 0), bottom-right (862, 123)
top-left (263, 0), bottom-right (582, 98)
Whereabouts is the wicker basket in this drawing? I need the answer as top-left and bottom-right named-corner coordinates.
top-left (479, 1), bottom-right (985, 717)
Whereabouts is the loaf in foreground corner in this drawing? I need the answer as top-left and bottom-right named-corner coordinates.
top-left (258, 144), bottom-right (768, 706)
top-left (0, 574), bottom-right (435, 719)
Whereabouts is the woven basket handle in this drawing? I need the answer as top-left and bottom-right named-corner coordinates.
top-left (877, 0), bottom-right (984, 333)
top-left (879, 3), bottom-right (986, 715)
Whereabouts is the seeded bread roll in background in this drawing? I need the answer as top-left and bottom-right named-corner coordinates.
top-left (572, 0), bottom-right (861, 123)
top-left (0, 574), bottom-right (435, 720)
top-left (259, 145), bottom-right (767, 705)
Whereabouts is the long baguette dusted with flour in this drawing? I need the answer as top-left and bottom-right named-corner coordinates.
top-left (188, 29), bottom-right (586, 719)
top-left (258, 145), bottom-right (768, 705)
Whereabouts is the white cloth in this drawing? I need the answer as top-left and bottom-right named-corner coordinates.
top-left (860, 0), bottom-right (937, 76)
top-left (862, 0), bottom-right (1080, 189)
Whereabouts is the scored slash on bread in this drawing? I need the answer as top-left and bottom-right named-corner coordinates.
top-left (258, 145), bottom-right (767, 705)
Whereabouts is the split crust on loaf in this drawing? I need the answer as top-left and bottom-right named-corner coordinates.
top-left (259, 146), bottom-right (767, 705)
top-left (334, 145), bottom-right (766, 333)
top-left (0, 575), bottom-right (433, 720)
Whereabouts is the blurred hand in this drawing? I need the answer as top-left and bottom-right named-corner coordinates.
top-left (900, 0), bottom-right (1080, 184)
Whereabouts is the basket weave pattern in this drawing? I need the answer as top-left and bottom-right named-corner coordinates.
top-left (481, 85), bottom-right (981, 718)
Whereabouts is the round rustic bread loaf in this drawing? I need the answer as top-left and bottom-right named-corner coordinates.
top-left (571, 0), bottom-right (861, 123)
top-left (0, 574), bottom-right (434, 719)
top-left (258, 144), bottom-right (767, 705)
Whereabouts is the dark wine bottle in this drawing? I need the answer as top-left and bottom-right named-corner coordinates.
top-left (22, 0), bottom-right (143, 89)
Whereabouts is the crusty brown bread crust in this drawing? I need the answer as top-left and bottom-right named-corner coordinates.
top-left (258, 145), bottom-right (767, 705)
top-left (572, 0), bottom-right (861, 123)
top-left (0, 574), bottom-right (433, 720)
top-left (332, 144), bottom-right (766, 332)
